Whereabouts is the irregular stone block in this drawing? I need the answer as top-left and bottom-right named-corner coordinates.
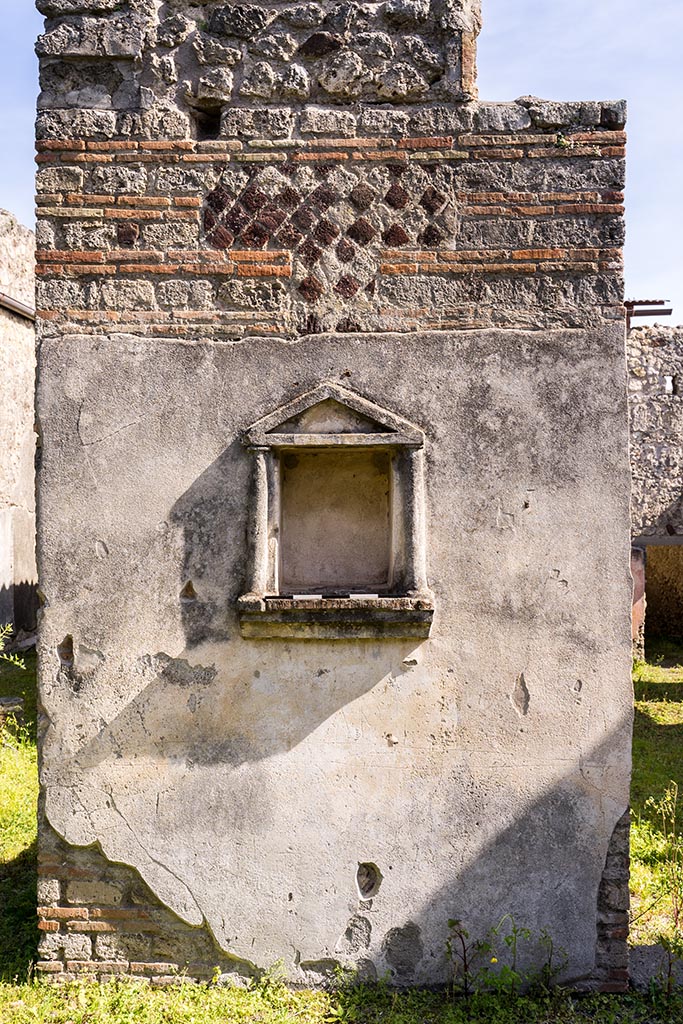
top-left (39, 932), bottom-right (92, 961)
top-left (36, 166), bottom-right (84, 193)
top-left (220, 108), bottom-right (294, 139)
top-left (66, 880), bottom-right (123, 905)
top-left (37, 16), bottom-right (146, 60)
top-left (300, 106), bottom-right (357, 136)
top-left (208, 5), bottom-right (274, 39)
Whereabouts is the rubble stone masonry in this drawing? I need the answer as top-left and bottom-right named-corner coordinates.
top-left (629, 326), bottom-right (683, 539)
top-left (0, 210), bottom-right (36, 632)
top-left (629, 325), bottom-right (683, 641)
top-left (35, 0), bottom-right (632, 991)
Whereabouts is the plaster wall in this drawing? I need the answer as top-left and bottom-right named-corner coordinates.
top-left (35, 0), bottom-right (632, 992)
top-left (37, 326), bottom-right (632, 986)
top-left (0, 209), bottom-right (37, 631)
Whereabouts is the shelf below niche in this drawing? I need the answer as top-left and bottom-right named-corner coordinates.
top-left (237, 594), bottom-right (434, 640)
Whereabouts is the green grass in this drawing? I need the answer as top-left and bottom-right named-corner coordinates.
top-left (0, 647), bottom-right (38, 983)
top-left (0, 979), bottom-right (681, 1024)
top-left (630, 639), bottom-right (683, 948)
top-left (1, 641), bottom-right (683, 1020)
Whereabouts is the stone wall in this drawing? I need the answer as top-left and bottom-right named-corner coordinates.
top-left (35, 0), bottom-right (632, 992)
top-left (0, 210), bottom-right (37, 633)
top-left (628, 326), bottom-right (683, 642)
top-left (629, 326), bottom-right (683, 539)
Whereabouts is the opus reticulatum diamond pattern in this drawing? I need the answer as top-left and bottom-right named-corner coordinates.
top-left (202, 161), bottom-right (458, 313)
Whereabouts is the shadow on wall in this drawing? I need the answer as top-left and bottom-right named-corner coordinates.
top-left (64, 429), bottom-right (625, 985)
top-left (50, 711), bottom-right (632, 987)
top-left (40, 345), bottom-right (632, 985)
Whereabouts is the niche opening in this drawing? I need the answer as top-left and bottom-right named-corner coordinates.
top-left (280, 449), bottom-right (391, 595)
top-left (193, 107), bottom-right (222, 141)
top-left (237, 382), bottom-right (434, 640)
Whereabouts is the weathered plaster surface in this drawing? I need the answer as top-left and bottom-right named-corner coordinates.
top-left (37, 327), bottom-right (632, 984)
top-left (0, 209), bottom-right (36, 630)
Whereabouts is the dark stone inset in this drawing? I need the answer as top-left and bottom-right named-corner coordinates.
top-left (240, 221), bottom-right (271, 248)
top-left (277, 186), bottom-right (301, 210)
top-left (349, 184), bottom-right (376, 210)
top-left (337, 317), bottom-right (362, 333)
top-left (365, 279), bottom-right (376, 296)
top-left (335, 275), bottom-right (361, 298)
top-left (299, 238), bottom-right (324, 266)
top-left (116, 222), bottom-right (139, 247)
top-left (222, 205), bottom-right (251, 236)
top-left (299, 31), bottom-right (344, 57)
top-left (276, 224), bottom-right (304, 249)
top-left (291, 207), bottom-right (317, 232)
top-left (314, 218), bottom-right (340, 245)
top-left (310, 184), bottom-right (339, 211)
top-left (260, 206), bottom-right (288, 232)
top-left (208, 225), bottom-right (235, 250)
top-left (241, 186), bottom-right (269, 214)
top-left (314, 163), bottom-right (335, 179)
top-left (206, 185), bottom-right (233, 214)
top-left (420, 186), bottom-right (447, 214)
top-left (203, 208), bottom-right (217, 232)
top-left (419, 224), bottom-right (444, 246)
top-left (336, 238), bottom-right (356, 263)
top-left (298, 275), bottom-right (325, 303)
top-left (347, 218), bottom-right (377, 245)
top-left (383, 224), bottom-right (411, 246)
top-left (384, 183), bottom-right (410, 210)
top-left (299, 312), bottom-right (325, 335)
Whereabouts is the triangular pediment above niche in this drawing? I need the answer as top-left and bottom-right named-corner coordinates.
top-left (243, 382), bottom-right (424, 448)
top-left (273, 398), bottom-right (385, 435)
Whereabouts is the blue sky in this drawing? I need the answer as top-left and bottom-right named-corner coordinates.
top-left (2, 0), bottom-right (681, 322)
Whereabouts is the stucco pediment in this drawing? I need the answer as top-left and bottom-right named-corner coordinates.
top-left (243, 383), bottom-right (424, 448)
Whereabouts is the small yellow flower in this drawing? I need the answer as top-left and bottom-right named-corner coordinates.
top-left (490, 957), bottom-right (498, 963)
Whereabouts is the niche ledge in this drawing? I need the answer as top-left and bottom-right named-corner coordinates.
top-left (237, 595), bottom-right (434, 640)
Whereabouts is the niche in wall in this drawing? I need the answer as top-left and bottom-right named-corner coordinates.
top-left (280, 448), bottom-right (392, 594)
top-left (237, 383), bottom-right (434, 640)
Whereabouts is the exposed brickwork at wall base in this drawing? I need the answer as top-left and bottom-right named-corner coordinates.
top-left (594, 810), bottom-right (631, 993)
top-left (36, 825), bottom-right (254, 985)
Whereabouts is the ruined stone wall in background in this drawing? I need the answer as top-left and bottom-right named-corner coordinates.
top-left (35, 0), bottom-right (632, 993)
top-left (629, 325), bottom-right (683, 538)
top-left (0, 210), bottom-right (37, 632)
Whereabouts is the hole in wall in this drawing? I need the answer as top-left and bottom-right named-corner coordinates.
top-left (193, 108), bottom-right (222, 141)
top-left (357, 862), bottom-right (383, 899)
top-left (180, 580), bottom-right (198, 603)
top-left (57, 635), bottom-right (74, 667)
